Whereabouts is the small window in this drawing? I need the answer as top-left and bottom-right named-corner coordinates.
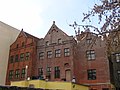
top-left (15, 54), bottom-right (19, 62)
top-left (86, 38), bottom-right (92, 44)
top-left (39, 52), bottom-right (44, 60)
top-left (115, 53), bottom-right (120, 62)
top-left (47, 51), bottom-right (52, 59)
top-left (87, 69), bottom-right (96, 80)
top-left (22, 42), bottom-right (25, 47)
top-left (20, 53), bottom-right (24, 61)
top-left (10, 56), bottom-right (14, 63)
top-left (86, 50), bottom-right (95, 60)
top-left (64, 48), bottom-right (70, 57)
top-left (9, 70), bottom-right (14, 79)
top-left (26, 52), bottom-right (30, 60)
top-left (64, 63), bottom-right (69, 67)
top-left (55, 49), bottom-right (61, 58)
top-left (46, 41), bottom-right (49, 46)
top-left (54, 66), bottom-right (60, 78)
top-left (16, 44), bottom-right (19, 48)
top-left (21, 68), bottom-right (25, 78)
top-left (58, 38), bottom-right (62, 44)
top-left (15, 69), bottom-right (20, 79)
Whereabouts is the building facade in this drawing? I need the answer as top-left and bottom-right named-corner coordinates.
top-left (0, 21), bottom-right (20, 85)
top-left (36, 21), bottom-right (76, 82)
top-left (6, 30), bottom-right (39, 85)
top-left (108, 30), bottom-right (120, 90)
top-left (74, 31), bottom-right (114, 90)
top-left (5, 21), bottom-right (119, 90)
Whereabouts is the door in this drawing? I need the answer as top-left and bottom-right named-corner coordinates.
top-left (65, 69), bottom-right (71, 81)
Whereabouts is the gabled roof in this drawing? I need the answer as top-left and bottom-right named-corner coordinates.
top-left (10, 29), bottom-right (40, 46)
top-left (19, 29), bottom-right (40, 40)
top-left (44, 21), bottom-right (69, 39)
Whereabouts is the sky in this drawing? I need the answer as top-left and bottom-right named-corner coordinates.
top-left (0, 0), bottom-right (100, 38)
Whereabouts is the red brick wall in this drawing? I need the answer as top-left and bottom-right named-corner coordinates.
top-left (6, 31), bottom-right (38, 85)
top-left (74, 32), bottom-right (112, 89)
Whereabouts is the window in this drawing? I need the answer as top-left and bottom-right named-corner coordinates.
top-left (15, 69), bottom-right (20, 79)
top-left (58, 38), bottom-right (62, 44)
top-left (117, 70), bottom-right (120, 81)
top-left (46, 41), bottom-right (49, 46)
top-left (64, 48), bottom-right (70, 56)
top-left (10, 56), bottom-right (14, 63)
top-left (55, 49), bottom-right (61, 58)
top-left (15, 54), bottom-right (19, 62)
top-left (86, 50), bottom-right (95, 60)
top-left (16, 44), bottom-right (19, 48)
top-left (20, 53), bottom-right (24, 61)
top-left (54, 66), bottom-right (60, 78)
top-left (86, 39), bottom-right (92, 44)
top-left (21, 68), bottom-right (25, 78)
top-left (38, 68), bottom-right (43, 79)
top-left (46, 67), bottom-right (51, 79)
top-left (39, 52), bottom-right (44, 60)
top-left (115, 53), bottom-right (120, 62)
top-left (22, 42), bottom-right (24, 47)
top-left (87, 69), bottom-right (96, 80)
top-left (47, 51), bottom-right (52, 59)
top-left (26, 52), bottom-right (30, 60)
top-left (9, 70), bottom-right (14, 79)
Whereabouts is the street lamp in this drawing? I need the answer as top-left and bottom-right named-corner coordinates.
top-left (25, 65), bottom-right (28, 80)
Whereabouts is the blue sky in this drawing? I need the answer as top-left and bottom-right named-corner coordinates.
top-left (0, 0), bottom-right (100, 38)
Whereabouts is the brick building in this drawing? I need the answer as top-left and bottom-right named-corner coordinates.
top-left (108, 30), bottom-right (120, 90)
top-left (5, 21), bottom-right (118, 90)
top-left (6, 30), bottom-right (39, 85)
top-left (36, 21), bottom-right (76, 82)
top-left (74, 31), bottom-right (114, 90)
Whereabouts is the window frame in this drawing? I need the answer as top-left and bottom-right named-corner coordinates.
top-left (9, 70), bottom-right (14, 79)
top-left (38, 68), bottom-right (43, 79)
top-left (20, 53), bottom-right (24, 61)
top-left (15, 69), bottom-right (20, 79)
top-left (58, 38), bottom-right (62, 44)
top-left (21, 68), bottom-right (25, 78)
top-left (26, 52), bottom-right (30, 60)
top-left (15, 54), bottom-right (19, 62)
top-left (47, 67), bottom-right (51, 77)
top-left (55, 49), bottom-right (61, 58)
top-left (115, 53), bottom-right (120, 62)
top-left (46, 41), bottom-right (49, 46)
top-left (39, 52), bottom-right (44, 60)
top-left (64, 48), bottom-right (70, 57)
top-left (86, 50), bottom-right (95, 60)
top-left (22, 42), bottom-right (25, 47)
top-left (47, 51), bottom-right (52, 59)
top-left (87, 69), bottom-right (96, 80)
top-left (54, 66), bottom-right (60, 78)
top-left (86, 38), bottom-right (92, 45)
